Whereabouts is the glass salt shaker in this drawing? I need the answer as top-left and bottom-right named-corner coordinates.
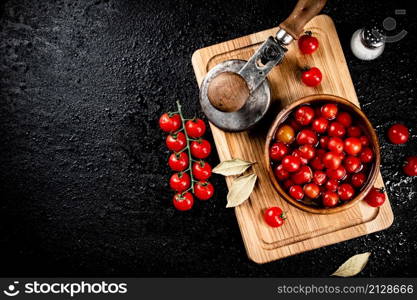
top-left (350, 26), bottom-right (386, 60)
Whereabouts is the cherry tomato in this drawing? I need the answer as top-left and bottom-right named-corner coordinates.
top-left (338, 183), bottom-right (355, 201)
top-left (321, 103), bottom-right (338, 120)
top-left (194, 181), bottom-right (214, 200)
top-left (159, 113), bottom-right (181, 132)
top-left (274, 164), bottom-right (290, 180)
top-left (347, 126), bottom-right (362, 137)
top-left (298, 33), bottom-right (319, 54)
top-left (304, 183), bottom-right (320, 199)
top-left (270, 142), bottom-right (289, 161)
top-left (296, 129), bottom-right (318, 145)
top-left (289, 119), bottom-right (303, 132)
top-left (325, 178), bottom-right (339, 192)
top-left (360, 136), bottom-right (370, 147)
top-left (283, 179), bottom-right (294, 190)
top-left (292, 149), bottom-right (309, 165)
top-left (322, 152), bottom-right (342, 170)
top-left (326, 166), bottom-right (346, 180)
top-left (276, 124), bottom-right (295, 144)
top-left (403, 156), bottom-right (417, 176)
top-left (364, 187), bottom-right (386, 207)
top-left (322, 191), bottom-right (339, 207)
top-left (359, 147), bottom-right (374, 163)
top-left (295, 105), bottom-right (315, 125)
top-left (282, 155), bottom-right (302, 172)
top-left (289, 185), bottom-right (304, 200)
top-left (328, 122), bottom-right (346, 137)
top-left (319, 136), bottom-right (329, 149)
top-left (310, 156), bottom-right (324, 170)
top-left (168, 152), bottom-right (189, 171)
top-left (185, 118), bottom-right (206, 138)
top-left (299, 144), bottom-right (316, 160)
top-left (301, 67), bottom-right (322, 87)
top-left (327, 137), bottom-right (344, 153)
top-left (291, 165), bottom-right (313, 185)
top-left (351, 172), bottom-right (366, 188)
top-left (190, 139), bottom-right (211, 159)
top-left (313, 171), bottom-right (327, 186)
top-left (169, 172), bottom-right (191, 192)
top-left (263, 207), bottom-right (286, 228)
top-left (387, 124), bottom-right (409, 144)
top-left (173, 192), bottom-right (194, 211)
top-left (166, 132), bottom-right (186, 152)
top-left (192, 161), bottom-right (212, 180)
top-left (336, 111), bottom-right (352, 127)
top-left (344, 137), bottom-right (362, 155)
top-left (312, 117), bottom-right (329, 133)
top-left (344, 155), bottom-right (362, 173)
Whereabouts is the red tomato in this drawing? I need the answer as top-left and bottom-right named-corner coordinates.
top-left (364, 187), bottom-right (386, 207)
top-left (310, 156), bottom-right (324, 170)
top-left (298, 33), bottom-right (319, 54)
top-left (321, 103), bottom-right (338, 120)
top-left (270, 142), bottom-right (289, 161)
top-left (326, 166), bottom-right (346, 180)
top-left (313, 171), bottom-right (327, 186)
top-left (168, 152), bottom-right (189, 171)
top-left (304, 183), bottom-right (320, 199)
top-left (194, 181), bottom-right (214, 200)
top-left (351, 172), bottom-right (366, 188)
top-left (325, 178), bottom-right (339, 192)
top-left (292, 149), bottom-right (309, 165)
top-left (192, 161), bottom-right (212, 180)
top-left (322, 191), bottom-right (339, 207)
top-left (169, 172), bottom-right (191, 192)
top-left (301, 67), bottom-right (322, 87)
top-left (283, 179), bottom-right (294, 190)
top-left (190, 139), bottom-right (211, 159)
top-left (282, 155), bottom-right (302, 172)
top-left (347, 126), bottom-right (362, 137)
top-left (336, 112), bottom-right (352, 127)
top-left (322, 152), bottom-right (342, 170)
top-left (289, 185), bottom-right (304, 200)
top-left (291, 165), bottom-right (313, 185)
top-left (387, 124), bottom-right (409, 144)
top-left (173, 192), bottom-right (194, 211)
top-left (166, 132), bottom-right (186, 152)
top-left (360, 136), bottom-right (370, 147)
top-left (159, 113), bottom-right (181, 132)
top-left (359, 147), bottom-right (374, 163)
top-left (312, 117), bottom-right (329, 134)
top-left (298, 144), bottom-right (316, 160)
top-left (328, 122), bottom-right (346, 137)
top-left (344, 156), bottom-right (362, 173)
top-left (185, 118), bottom-right (206, 138)
top-left (344, 137), bottom-right (362, 155)
top-left (338, 183), bottom-right (355, 201)
top-left (327, 137), bottom-right (344, 153)
top-left (274, 164), bottom-right (290, 180)
top-left (295, 105), bottom-right (315, 125)
top-left (319, 136), bottom-right (329, 149)
top-left (296, 129), bottom-right (318, 145)
top-left (403, 156), bottom-right (417, 176)
top-left (263, 207), bottom-right (285, 228)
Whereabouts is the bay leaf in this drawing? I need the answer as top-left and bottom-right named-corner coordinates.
top-left (212, 159), bottom-right (254, 176)
top-left (331, 252), bottom-right (371, 277)
top-left (226, 173), bottom-right (257, 208)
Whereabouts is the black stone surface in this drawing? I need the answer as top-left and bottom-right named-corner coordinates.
top-left (0, 0), bottom-right (416, 277)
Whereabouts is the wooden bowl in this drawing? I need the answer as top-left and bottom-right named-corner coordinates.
top-left (264, 94), bottom-right (380, 214)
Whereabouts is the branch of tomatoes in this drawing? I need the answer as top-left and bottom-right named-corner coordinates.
top-left (159, 101), bottom-right (214, 211)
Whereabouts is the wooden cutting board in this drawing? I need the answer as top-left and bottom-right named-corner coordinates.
top-left (191, 15), bottom-right (394, 264)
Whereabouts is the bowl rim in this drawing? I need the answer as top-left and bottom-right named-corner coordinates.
top-left (264, 94), bottom-right (381, 214)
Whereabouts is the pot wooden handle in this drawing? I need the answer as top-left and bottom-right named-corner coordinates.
top-left (279, 0), bottom-right (327, 39)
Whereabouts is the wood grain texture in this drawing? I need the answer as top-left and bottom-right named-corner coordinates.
top-left (191, 15), bottom-right (394, 264)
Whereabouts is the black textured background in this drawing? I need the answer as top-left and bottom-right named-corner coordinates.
top-left (1, 0), bottom-right (416, 277)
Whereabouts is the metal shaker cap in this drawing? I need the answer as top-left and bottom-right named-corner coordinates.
top-left (361, 26), bottom-right (386, 48)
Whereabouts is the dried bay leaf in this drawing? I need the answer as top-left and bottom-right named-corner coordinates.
top-left (331, 252), bottom-right (371, 277)
top-left (226, 173), bottom-right (257, 208)
top-left (212, 159), bottom-right (255, 176)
